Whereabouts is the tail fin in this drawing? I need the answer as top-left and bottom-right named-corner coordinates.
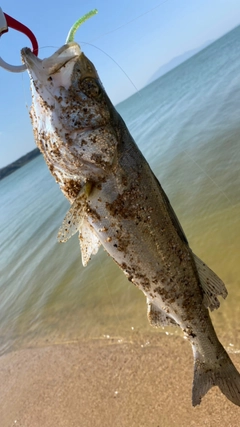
top-left (192, 350), bottom-right (240, 407)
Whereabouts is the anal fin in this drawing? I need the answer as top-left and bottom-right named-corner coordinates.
top-left (193, 253), bottom-right (228, 311)
top-left (147, 299), bottom-right (177, 327)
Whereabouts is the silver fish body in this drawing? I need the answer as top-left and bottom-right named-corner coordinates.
top-left (21, 43), bottom-right (240, 406)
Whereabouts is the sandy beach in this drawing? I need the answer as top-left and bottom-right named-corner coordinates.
top-left (1, 334), bottom-right (240, 427)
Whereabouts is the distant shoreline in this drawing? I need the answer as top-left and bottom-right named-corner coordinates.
top-left (0, 148), bottom-right (41, 181)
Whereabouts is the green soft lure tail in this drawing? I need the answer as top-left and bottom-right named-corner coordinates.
top-left (66, 9), bottom-right (98, 43)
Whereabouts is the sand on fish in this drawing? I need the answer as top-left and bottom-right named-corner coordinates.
top-left (1, 334), bottom-right (240, 427)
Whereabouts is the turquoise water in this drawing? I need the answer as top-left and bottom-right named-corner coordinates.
top-left (1, 26), bottom-right (240, 355)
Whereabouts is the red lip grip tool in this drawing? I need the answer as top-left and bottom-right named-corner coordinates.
top-left (0, 7), bottom-right (38, 72)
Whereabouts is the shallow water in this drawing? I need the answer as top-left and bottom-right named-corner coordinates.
top-left (0, 26), bottom-right (240, 356)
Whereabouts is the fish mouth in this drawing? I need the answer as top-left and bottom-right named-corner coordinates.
top-left (21, 42), bottom-right (81, 81)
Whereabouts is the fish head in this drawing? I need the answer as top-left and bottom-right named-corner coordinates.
top-left (21, 42), bottom-right (112, 130)
top-left (21, 43), bottom-right (118, 200)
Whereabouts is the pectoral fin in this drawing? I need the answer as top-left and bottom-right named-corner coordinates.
top-left (58, 183), bottom-right (92, 243)
top-left (193, 253), bottom-right (228, 311)
top-left (58, 202), bottom-right (83, 243)
top-left (57, 183), bottom-right (101, 266)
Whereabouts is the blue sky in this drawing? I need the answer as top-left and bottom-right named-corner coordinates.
top-left (1, 0), bottom-right (240, 167)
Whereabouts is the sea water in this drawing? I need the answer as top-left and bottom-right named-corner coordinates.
top-left (0, 25), bottom-right (240, 355)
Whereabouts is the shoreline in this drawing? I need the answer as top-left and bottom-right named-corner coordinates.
top-left (1, 334), bottom-right (240, 427)
top-left (0, 148), bottom-right (40, 181)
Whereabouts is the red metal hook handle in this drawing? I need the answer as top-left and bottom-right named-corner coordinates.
top-left (3, 12), bottom-right (38, 56)
top-left (0, 8), bottom-right (39, 72)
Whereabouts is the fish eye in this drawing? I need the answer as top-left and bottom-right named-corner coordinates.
top-left (80, 77), bottom-right (101, 98)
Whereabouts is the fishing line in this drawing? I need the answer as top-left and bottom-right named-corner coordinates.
top-left (38, 45), bottom-right (60, 50)
top-left (182, 149), bottom-right (233, 205)
top-left (38, 40), bottom-right (138, 94)
top-left (88, 0), bottom-right (172, 42)
top-left (80, 41), bottom-right (140, 95)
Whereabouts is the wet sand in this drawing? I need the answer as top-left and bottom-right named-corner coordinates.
top-left (1, 334), bottom-right (240, 427)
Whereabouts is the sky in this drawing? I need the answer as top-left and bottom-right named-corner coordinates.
top-left (1, 0), bottom-right (240, 167)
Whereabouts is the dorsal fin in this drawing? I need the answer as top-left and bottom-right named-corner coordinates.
top-left (193, 253), bottom-right (228, 311)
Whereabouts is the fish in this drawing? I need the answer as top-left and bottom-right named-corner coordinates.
top-left (21, 42), bottom-right (240, 407)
